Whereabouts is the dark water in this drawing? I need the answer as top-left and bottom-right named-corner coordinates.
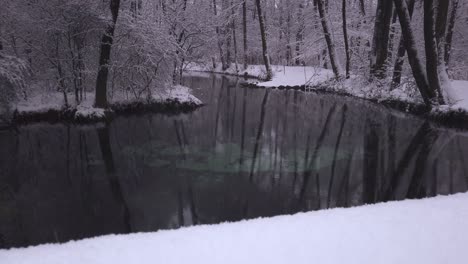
top-left (1, 74), bottom-right (467, 249)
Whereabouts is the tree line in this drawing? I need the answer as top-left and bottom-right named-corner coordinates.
top-left (0, 0), bottom-right (466, 110)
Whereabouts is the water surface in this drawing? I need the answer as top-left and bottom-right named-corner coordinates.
top-left (1, 74), bottom-right (467, 248)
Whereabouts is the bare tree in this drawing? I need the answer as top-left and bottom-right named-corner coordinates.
top-left (391, 0), bottom-right (415, 89)
top-left (231, 0), bottom-right (239, 72)
top-left (424, 0), bottom-right (444, 104)
top-left (95, 0), bottom-right (121, 108)
top-left (444, 0), bottom-right (459, 67)
top-left (370, 0), bottom-right (394, 79)
top-left (316, 0), bottom-right (341, 78)
top-left (393, 0), bottom-right (436, 105)
top-left (435, 0), bottom-right (451, 100)
top-left (254, 0), bottom-right (273, 80)
top-left (242, 0), bottom-right (248, 69)
top-left (342, 0), bottom-right (350, 78)
top-left (213, 0), bottom-right (227, 70)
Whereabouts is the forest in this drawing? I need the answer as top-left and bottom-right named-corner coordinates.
top-left (0, 0), bottom-right (467, 120)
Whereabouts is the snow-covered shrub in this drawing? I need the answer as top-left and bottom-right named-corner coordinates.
top-left (0, 54), bottom-right (29, 114)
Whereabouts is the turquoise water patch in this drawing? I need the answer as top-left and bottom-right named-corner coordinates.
top-left (121, 140), bottom-right (356, 174)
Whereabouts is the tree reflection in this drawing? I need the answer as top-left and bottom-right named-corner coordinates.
top-left (249, 89), bottom-right (270, 182)
top-left (97, 124), bottom-right (131, 233)
top-left (298, 103), bottom-right (337, 210)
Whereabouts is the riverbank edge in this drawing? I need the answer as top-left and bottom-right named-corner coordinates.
top-left (11, 99), bottom-right (203, 124)
top-left (244, 81), bottom-right (468, 129)
top-left (186, 67), bottom-right (468, 130)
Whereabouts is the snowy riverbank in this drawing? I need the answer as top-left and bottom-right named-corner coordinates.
top-left (187, 63), bottom-right (468, 127)
top-left (186, 63), bottom-right (335, 85)
top-left (1, 192), bottom-right (467, 264)
top-left (11, 85), bottom-right (203, 123)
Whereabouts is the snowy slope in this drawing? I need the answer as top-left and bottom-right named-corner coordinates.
top-left (1, 192), bottom-right (467, 264)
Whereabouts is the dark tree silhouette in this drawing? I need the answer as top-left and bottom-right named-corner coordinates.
top-left (95, 0), bottom-right (121, 108)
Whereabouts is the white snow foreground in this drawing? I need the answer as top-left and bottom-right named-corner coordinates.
top-left (2, 193), bottom-right (468, 264)
top-left (14, 85), bottom-right (202, 120)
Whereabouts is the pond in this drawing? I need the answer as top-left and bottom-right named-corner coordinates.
top-left (0, 74), bottom-right (467, 249)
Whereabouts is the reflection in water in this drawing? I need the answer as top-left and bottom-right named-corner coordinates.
top-left (0, 74), bottom-right (468, 248)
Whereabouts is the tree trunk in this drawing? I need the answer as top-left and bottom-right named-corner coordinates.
top-left (370, 0), bottom-right (394, 79)
top-left (295, 3), bottom-right (305, 66)
top-left (316, 0), bottom-right (341, 78)
top-left (95, 0), bottom-right (121, 108)
top-left (279, 0), bottom-right (284, 64)
top-left (444, 0), bottom-right (459, 67)
top-left (55, 35), bottom-right (68, 107)
top-left (393, 0), bottom-right (435, 105)
top-left (391, 0), bottom-right (415, 89)
top-left (388, 11), bottom-right (399, 61)
top-left (435, 0), bottom-right (451, 102)
top-left (224, 0), bottom-right (232, 69)
top-left (254, 0), bottom-right (273, 80)
top-left (359, 0), bottom-right (365, 15)
top-left (231, 0), bottom-right (239, 72)
top-left (285, 0), bottom-right (292, 65)
top-left (243, 0), bottom-right (248, 69)
top-left (213, 0), bottom-right (227, 70)
top-left (342, 0), bottom-right (350, 78)
top-left (424, 0), bottom-right (444, 104)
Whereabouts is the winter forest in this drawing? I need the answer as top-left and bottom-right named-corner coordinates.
top-left (1, 0), bottom-right (468, 263)
top-left (0, 0), bottom-right (467, 114)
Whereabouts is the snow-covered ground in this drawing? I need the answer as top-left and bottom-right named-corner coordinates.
top-left (187, 63), bottom-right (468, 115)
top-left (442, 80), bottom-right (468, 112)
top-left (13, 85), bottom-right (202, 120)
top-left (186, 63), bottom-right (334, 86)
top-left (1, 192), bottom-right (467, 264)
top-left (186, 62), bottom-right (268, 79)
top-left (255, 65), bottom-right (334, 87)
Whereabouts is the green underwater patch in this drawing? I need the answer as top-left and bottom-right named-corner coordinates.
top-left (121, 140), bottom-right (357, 174)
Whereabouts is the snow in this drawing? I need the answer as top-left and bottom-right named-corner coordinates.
top-left (445, 80), bottom-right (468, 111)
top-left (74, 98), bottom-right (106, 120)
top-left (157, 85), bottom-right (203, 105)
top-left (15, 93), bottom-right (66, 113)
top-left (187, 62), bottom-right (468, 118)
top-left (13, 85), bottom-right (202, 120)
top-left (186, 63), bottom-right (268, 79)
top-left (185, 63), bottom-right (334, 87)
top-left (1, 192), bottom-right (467, 264)
top-left (255, 66), bottom-right (334, 87)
